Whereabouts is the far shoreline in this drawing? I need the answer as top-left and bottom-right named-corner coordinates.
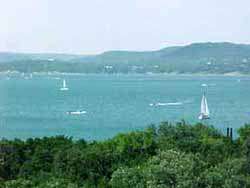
top-left (1, 71), bottom-right (250, 77)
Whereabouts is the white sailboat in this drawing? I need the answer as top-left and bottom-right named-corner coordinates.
top-left (60, 79), bottom-right (69, 91)
top-left (66, 110), bottom-right (87, 115)
top-left (198, 92), bottom-right (210, 120)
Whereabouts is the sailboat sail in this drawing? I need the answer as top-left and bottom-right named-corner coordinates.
top-left (199, 93), bottom-right (210, 120)
top-left (204, 97), bottom-right (209, 115)
top-left (201, 95), bottom-right (205, 114)
top-left (60, 79), bottom-right (69, 91)
top-left (63, 80), bottom-right (66, 88)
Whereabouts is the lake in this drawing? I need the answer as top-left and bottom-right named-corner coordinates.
top-left (0, 73), bottom-right (249, 140)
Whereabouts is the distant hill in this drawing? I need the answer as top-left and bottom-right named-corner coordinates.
top-left (0, 52), bottom-right (84, 63)
top-left (1, 42), bottom-right (250, 74)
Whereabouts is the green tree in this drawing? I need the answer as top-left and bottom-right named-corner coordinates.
top-left (202, 158), bottom-right (248, 188)
top-left (238, 124), bottom-right (250, 143)
top-left (110, 166), bottom-right (146, 188)
top-left (145, 150), bottom-right (203, 188)
top-left (243, 137), bottom-right (250, 174)
top-left (3, 179), bottom-right (34, 188)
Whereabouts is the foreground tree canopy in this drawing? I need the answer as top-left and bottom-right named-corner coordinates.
top-left (1, 121), bottom-right (250, 187)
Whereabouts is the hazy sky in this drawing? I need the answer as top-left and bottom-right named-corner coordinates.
top-left (1, 0), bottom-right (250, 54)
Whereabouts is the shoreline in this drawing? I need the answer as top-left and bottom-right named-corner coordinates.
top-left (0, 71), bottom-right (250, 77)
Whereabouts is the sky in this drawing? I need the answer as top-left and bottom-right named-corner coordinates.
top-left (0, 0), bottom-right (250, 54)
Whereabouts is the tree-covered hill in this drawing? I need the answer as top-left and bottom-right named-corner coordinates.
top-left (1, 121), bottom-right (250, 187)
top-left (1, 42), bottom-right (250, 74)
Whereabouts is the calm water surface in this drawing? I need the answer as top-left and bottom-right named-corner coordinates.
top-left (0, 74), bottom-right (249, 140)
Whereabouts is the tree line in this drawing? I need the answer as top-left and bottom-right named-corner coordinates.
top-left (1, 121), bottom-right (250, 187)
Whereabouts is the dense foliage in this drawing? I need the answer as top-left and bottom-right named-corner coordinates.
top-left (1, 121), bottom-right (250, 187)
top-left (1, 42), bottom-right (250, 74)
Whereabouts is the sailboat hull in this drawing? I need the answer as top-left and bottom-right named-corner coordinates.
top-left (60, 87), bottom-right (69, 91)
top-left (198, 114), bottom-right (210, 120)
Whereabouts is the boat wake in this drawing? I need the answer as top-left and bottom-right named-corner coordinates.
top-left (149, 102), bottom-right (183, 107)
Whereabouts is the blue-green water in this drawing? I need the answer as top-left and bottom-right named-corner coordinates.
top-left (0, 74), bottom-right (250, 140)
